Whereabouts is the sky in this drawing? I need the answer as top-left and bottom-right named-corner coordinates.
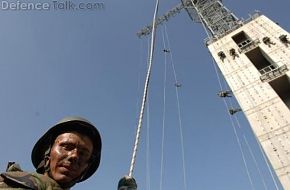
top-left (0, 0), bottom-right (289, 190)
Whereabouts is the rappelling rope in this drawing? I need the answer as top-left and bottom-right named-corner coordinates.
top-left (224, 86), bottom-right (269, 190)
top-left (221, 65), bottom-right (279, 189)
top-left (146, 95), bottom-right (151, 190)
top-left (223, 79), bottom-right (269, 190)
top-left (129, 0), bottom-right (160, 177)
top-left (188, 1), bottom-right (255, 188)
top-left (243, 133), bottom-right (268, 190)
top-left (227, 74), bottom-right (280, 189)
top-left (159, 27), bottom-right (168, 190)
top-left (210, 57), bottom-right (256, 190)
top-left (218, 51), bottom-right (280, 189)
top-left (164, 24), bottom-right (188, 190)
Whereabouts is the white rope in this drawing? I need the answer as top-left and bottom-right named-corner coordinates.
top-left (226, 91), bottom-right (269, 189)
top-left (221, 59), bottom-right (280, 189)
top-left (129, 0), bottom-right (160, 177)
top-left (146, 95), bottom-right (151, 190)
top-left (243, 23), bottom-right (286, 188)
top-left (243, 134), bottom-right (268, 190)
top-left (210, 56), bottom-right (256, 190)
top-left (226, 88), bottom-right (271, 190)
top-left (225, 85), bottom-right (268, 189)
top-left (189, 0), bottom-right (265, 187)
top-left (257, 136), bottom-right (280, 190)
top-left (159, 28), bottom-right (167, 190)
top-left (190, 0), bottom-right (256, 187)
top-left (164, 24), bottom-right (188, 190)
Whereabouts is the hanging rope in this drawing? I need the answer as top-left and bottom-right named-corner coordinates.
top-left (129, 0), bottom-right (160, 177)
top-left (225, 86), bottom-right (269, 189)
top-left (159, 28), bottom-right (168, 190)
top-left (189, 0), bottom-right (274, 188)
top-left (191, 0), bottom-right (256, 186)
top-left (219, 56), bottom-right (280, 189)
top-left (164, 24), bottom-right (188, 190)
top-left (219, 74), bottom-right (269, 189)
top-left (243, 134), bottom-right (268, 190)
top-left (210, 55), bottom-right (256, 190)
top-left (211, 40), bottom-right (280, 189)
top-left (146, 95), bottom-right (151, 190)
top-left (224, 85), bottom-right (269, 190)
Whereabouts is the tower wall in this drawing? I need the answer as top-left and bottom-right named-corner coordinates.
top-left (208, 15), bottom-right (290, 189)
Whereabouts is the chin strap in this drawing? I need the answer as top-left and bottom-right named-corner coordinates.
top-left (36, 147), bottom-right (51, 174)
top-left (76, 158), bottom-right (93, 182)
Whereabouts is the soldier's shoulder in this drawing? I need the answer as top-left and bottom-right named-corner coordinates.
top-left (0, 171), bottom-right (39, 189)
top-left (0, 171), bottom-right (65, 190)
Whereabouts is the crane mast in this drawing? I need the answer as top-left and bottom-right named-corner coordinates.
top-left (181, 0), bottom-right (239, 37)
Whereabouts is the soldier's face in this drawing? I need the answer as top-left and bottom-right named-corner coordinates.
top-left (48, 132), bottom-right (93, 185)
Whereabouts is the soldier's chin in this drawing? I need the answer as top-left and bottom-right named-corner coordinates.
top-left (52, 171), bottom-right (75, 185)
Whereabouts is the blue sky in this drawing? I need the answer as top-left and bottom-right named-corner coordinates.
top-left (0, 0), bottom-right (289, 189)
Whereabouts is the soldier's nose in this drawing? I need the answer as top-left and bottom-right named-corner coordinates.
top-left (67, 149), bottom-right (79, 163)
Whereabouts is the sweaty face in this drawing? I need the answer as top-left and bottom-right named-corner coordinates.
top-left (48, 132), bottom-right (93, 186)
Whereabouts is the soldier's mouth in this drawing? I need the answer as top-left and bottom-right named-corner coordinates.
top-left (59, 163), bottom-right (78, 172)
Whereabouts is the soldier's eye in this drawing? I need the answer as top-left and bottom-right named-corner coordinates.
top-left (60, 142), bottom-right (75, 150)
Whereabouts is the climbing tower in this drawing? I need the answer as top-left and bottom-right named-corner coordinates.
top-left (182, 0), bottom-right (290, 188)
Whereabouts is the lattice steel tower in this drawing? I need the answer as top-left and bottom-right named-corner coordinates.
top-left (181, 0), bottom-right (290, 188)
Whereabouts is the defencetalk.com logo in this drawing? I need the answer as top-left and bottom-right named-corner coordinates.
top-left (0, 0), bottom-right (105, 11)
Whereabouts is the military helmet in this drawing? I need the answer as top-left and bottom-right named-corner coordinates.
top-left (31, 116), bottom-right (102, 182)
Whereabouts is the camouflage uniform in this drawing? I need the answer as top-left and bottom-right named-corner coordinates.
top-left (0, 171), bottom-right (68, 190)
top-left (0, 162), bottom-right (67, 190)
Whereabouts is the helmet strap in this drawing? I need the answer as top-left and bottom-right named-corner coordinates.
top-left (36, 146), bottom-right (51, 174)
top-left (44, 154), bottom-right (50, 173)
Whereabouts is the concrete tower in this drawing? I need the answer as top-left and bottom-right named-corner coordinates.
top-left (181, 0), bottom-right (290, 188)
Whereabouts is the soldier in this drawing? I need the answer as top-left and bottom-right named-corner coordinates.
top-left (0, 116), bottom-right (102, 189)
